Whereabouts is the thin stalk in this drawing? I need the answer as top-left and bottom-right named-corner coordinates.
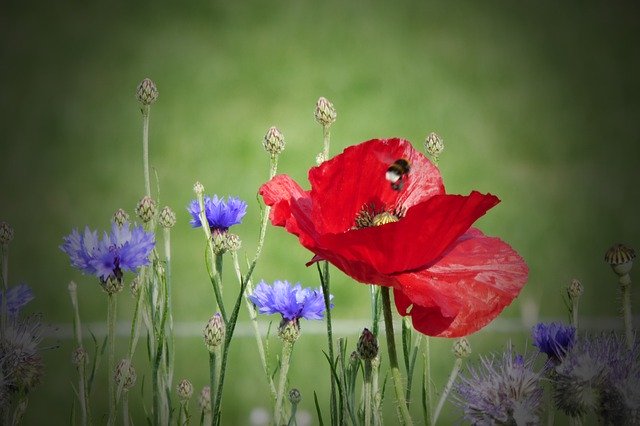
top-left (163, 227), bottom-right (175, 390)
top-left (620, 276), bottom-right (634, 349)
top-left (208, 351), bottom-right (219, 426)
top-left (318, 262), bottom-right (338, 425)
top-left (546, 382), bottom-right (555, 426)
top-left (142, 105), bottom-right (151, 197)
top-left (571, 298), bottom-right (579, 329)
top-left (122, 392), bottom-right (130, 426)
top-left (380, 287), bottom-right (413, 425)
top-left (275, 341), bottom-right (294, 426)
top-left (106, 293), bottom-right (117, 425)
top-left (153, 272), bottom-right (170, 425)
top-left (363, 360), bottom-right (373, 426)
top-left (432, 358), bottom-right (462, 424)
top-left (423, 337), bottom-right (433, 426)
top-left (370, 285), bottom-right (381, 338)
top-left (1, 245), bottom-right (8, 337)
top-left (115, 277), bottom-right (144, 404)
top-left (69, 282), bottom-right (89, 426)
top-left (372, 357), bottom-right (381, 426)
top-left (322, 125), bottom-right (331, 161)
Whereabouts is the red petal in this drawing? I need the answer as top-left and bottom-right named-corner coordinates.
top-left (319, 191), bottom-right (500, 276)
top-left (308, 138), bottom-right (444, 234)
top-left (393, 228), bottom-right (529, 337)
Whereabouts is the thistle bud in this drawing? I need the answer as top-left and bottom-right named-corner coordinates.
top-left (193, 181), bottom-right (205, 198)
top-left (114, 359), bottom-right (137, 391)
top-left (224, 233), bottom-right (241, 252)
top-left (357, 328), bottom-right (378, 361)
top-left (278, 319), bottom-right (301, 344)
top-left (604, 243), bottom-right (635, 278)
top-left (424, 132), bottom-right (444, 161)
top-left (136, 78), bottom-right (158, 106)
top-left (136, 196), bottom-right (156, 223)
top-left (263, 126), bottom-right (285, 157)
top-left (159, 206), bottom-right (176, 229)
top-left (177, 378), bottom-right (194, 401)
top-left (0, 221), bottom-right (14, 245)
top-left (198, 386), bottom-right (211, 413)
top-left (211, 230), bottom-right (227, 255)
top-left (102, 276), bottom-right (124, 295)
top-left (71, 347), bottom-right (87, 366)
top-left (204, 313), bottom-right (225, 351)
top-left (289, 388), bottom-right (302, 405)
top-left (314, 97), bottom-right (337, 127)
top-left (112, 209), bottom-right (130, 227)
top-left (452, 337), bottom-right (471, 359)
top-left (567, 278), bottom-right (584, 300)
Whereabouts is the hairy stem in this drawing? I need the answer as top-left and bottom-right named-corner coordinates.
top-left (433, 358), bottom-right (462, 423)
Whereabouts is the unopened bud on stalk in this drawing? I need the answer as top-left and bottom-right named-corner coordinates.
top-left (314, 97), bottom-right (337, 127)
top-left (211, 230), bottom-right (227, 255)
top-left (0, 221), bottom-right (14, 245)
top-left (159, 206), bottom-right (176, 228)
top-left (177, 378), bottom-right (194, 401)
top-left (114, 359), bottom-right (137, 391)
top-left (263, 126), bottom-right (285, 157)
top-left (349, 351), bottom-right (359, 367)
top-left (204, 313), bottom-right (225, 351)
top-left (112, 209), bottom-right (130, 227)
top-left (452, 337), bottom-right (471, 359)
top-left (193, 181), bottom-right (205, 198)
top-left (102, 276), bottom-right (124, 295)
top-left (605, 243), bottom-right (636, 279)
top-left (357, 328), bottom-right (378, 360)
top-left (136, 196), bottom-right (156, 223)
top-left (424, 132), bottom-right (444, 161)
top-left (224, 233), bottom-right (241, 252)
top-left (289, 388), bottom-right (302, 405)
top-left (278, 319), bottom-right (301, 344)
top-left (136, 78), bottom-right (158, 106)
top-left (198, 386), bottom-right (211, 412)
top-left (567, 278), bottom-right (584, 300)
top-left (71, 347), bottom-right (87, 366)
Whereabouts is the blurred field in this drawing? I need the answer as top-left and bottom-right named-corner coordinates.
top-left (1, 0), bottom-right (639, 423)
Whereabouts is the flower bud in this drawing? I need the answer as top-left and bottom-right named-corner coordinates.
top-left (357, 328), bottom-right (378, 361)
top-left (0, 221), bottom-right (14, 245)
top-left (159, 206), bottom-right (176, 229)
top-left (567, 278), bottom-right (584, 300)
top-left (278, 319), bottom-right (301, 344)
top-left (263, 126), bottom-right (285, 157)
top-left (604, 243), bottom-right (635, 277)
top-left (71, 346), bottom-right (87, 366)
top-left (211, 230), bottom-right (228, 255)
top-left (136, 196), bottom-right (157, 223)
top-left (224, 233), bottom-right (241, 252)
top-left (314, 97), bottom-right (337, 127)
top-left (204, 313), bottom-right (225, 351)
top-left (289, 388), bottom-right (302, 405)
top-left (452, 337), bottom-right (471, 359)
top-left (102, 276), bottom-right (124, 295)
top-left (114, 359), bottom-right (136, 391)
top-left (112, 209), bottom-right (130, 227)
top-left (424, 132), bottom-right (444, 160)
top-left (198, 386), bottom-right (211, 412)
top-left (130, 276), bottom-right (141, 296)
top-left (193, 181), bottom-right (205, 198)
top-left (349, 351), bottom-right (359, 367)
top-left (177, 378), bottom-right (194, 401)
top-left (136, 78), bottom-right (158, 106)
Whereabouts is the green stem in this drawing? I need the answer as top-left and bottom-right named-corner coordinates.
top-left (69, 282), bottom-right (89, 426)
top-left (107, 293), bottom-right (117, 425)
top-left (318, 262), bottom-right (338, 425)
top-left (363, 360), bottom-right (373, 426)
top-left (322, 125), bottom-right (331, 160)
top-left (153, 272), bottom-right (170, 425)
top-left (1, 245), bottom-right (8, 338)
top-left (424, 337), bottom-right (433, 426)
top-left (380, 287), bottom-right (413, 426)
top-left (621, 275), bottom-right (634, 349)
top-left (275, 341), bottom-right (294, 426)
top-left (209, 351), bottom-right (219, 426)
top-left (432, 358), bottom-right (461, 423)
top-left (122, 392), bottom-right (130, 426)
top-left (205, 249), bottom-right (227, 323)
top-left (571, 299), bottom-right (579, 329)
top-left (370, 285), bottom-right (381, 338)
top-left (163, 227), bottom-right (175, 400)
top-left (142, 105), bottom-right (151, 197)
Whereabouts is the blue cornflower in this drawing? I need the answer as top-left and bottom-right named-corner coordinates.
top-left (60, 221), bottom-right (155, 282)
top-left (532, 322), bottom-right (576, 362)
top-left (188, 195), bottom-right (247, 231)
top-left (249, 280), bottom-right (332, 321)
top-left (0, 284), bottom-right (33, 316)
top-left (455, 349), bottom-right (544, 425)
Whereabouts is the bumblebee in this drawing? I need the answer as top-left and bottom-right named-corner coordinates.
top-left (385, 158), bottom-right (410, 190)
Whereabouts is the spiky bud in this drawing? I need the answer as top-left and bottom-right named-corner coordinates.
top-left (452, 337), bottom-right (472, 359)
top-left (289, 388), bottom-right (302, 405)
top-left (112, 209), bottom-right (130, 227)
top-left (102, 276), bottom-right (124, 295)
top-left (263, 126), bottom-right (285, 157)
top-left (204, 313), bottom-right (225, 351)
top-left (314, 97), bottom-right (337, 127)
top-left (224, 233), bottom-right (241, 252)
top-left (211, 230), bottom-right (227, 255)
top-left (136, 78), bottom-right (158, 106)
top-left (159, 206), bottom-right (176, 229)
top-left (424, 132), bottom-right (444, 160)
top-left (198, 386), bottom-right (211, 413)
top-left (136, 196), bottom-right (156, 223)
top-left (349, 351), bottom-right (360, 367)
top-left (278, 319), bottom-right (301, 344)
top-left (0, 221), bottom-right (14, 245)
top-left (71, 347), bottom-right (87, 366)
top-left (357, 328), bottom-right (378, 361)
top-left (130, 276), bottom-right (141, 296)
top-left (115, 359), bottom-right (136, 391)
top-left (605, 243), bottom-right (636, 277)
top-left (567, 278), bottom-right (584, 300)
top-left (193, 181), bottom-right (205, 198)
top-left (177, 378), bottom-right (194, 401)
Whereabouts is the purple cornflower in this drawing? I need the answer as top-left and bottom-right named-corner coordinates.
top-left (454, 349), bottom-right (544, 425)
top-left (188, 195), bottom-right (247, 231)
top-left (60, 221), bottom-right (155, 282)
top-left (532, 322), bottom-right (576, 362)
top-left (0, 284), bottom-right (33, 316)
top-left (248, 280), bottom-right (332, 321)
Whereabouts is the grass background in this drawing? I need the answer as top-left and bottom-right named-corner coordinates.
top-left (1, 0), bottom-right (639, 423)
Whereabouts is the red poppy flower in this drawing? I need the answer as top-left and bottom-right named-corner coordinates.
top-left (259, 138), bottom-right (528, 337)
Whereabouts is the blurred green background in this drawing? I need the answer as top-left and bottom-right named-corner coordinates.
top-left (1, 0), bottom-right (639, 423)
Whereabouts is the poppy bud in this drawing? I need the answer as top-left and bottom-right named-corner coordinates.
top-left (357, 328), bottom-right (378, 360)
top-left (112, 208), bottom-right (130, 227)
top-left (159, 206), bottom-right (176, 229)
top-left (263, 126), bottom-right (285, 157)
top-left (136, 78), bottom-right (158, 106)
top-left (314, 97), bottom-right (337, 127)
top-left (0, 221), bottom-right (14, 245)
top-left (204, 313), bottom-right (225, 351)
top-left (605, 243), bottom-right (635, 279)
top-left (177, 378), bottom-right (194, 401)
top-left (424, 132), bottom-right (444, 161)
top-left (136, 196), bottom-right (156, 223)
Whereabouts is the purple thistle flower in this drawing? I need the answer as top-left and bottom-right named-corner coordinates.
top-left (248, 280), bottom-right (332, 321)
top-left (532, 322), bottom-right (576, 362)
top-left (188, 195), bottom-right (247, 231)
top-left (0, 284), bottom-right (34, 316)
top-left (454, 349), bottom-right (544, 425)
top-left (60, 222), bottom-right (155, 282)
